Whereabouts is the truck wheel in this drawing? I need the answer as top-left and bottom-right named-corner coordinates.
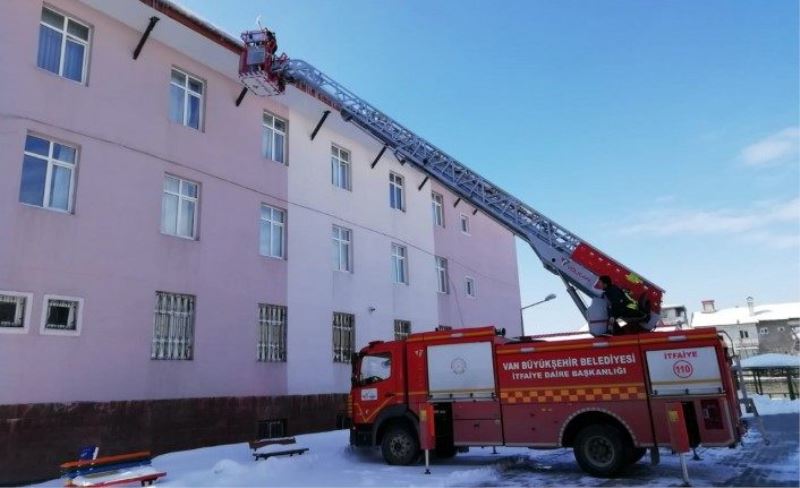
top-left (573, 424), bottom-right (628, 477)
top-left (625, 447), bottom-right (647, 465)
top-left (381, 426), bottom-right (419, 465)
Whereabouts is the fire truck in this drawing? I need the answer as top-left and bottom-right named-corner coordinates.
top-left (348, 326), bottom-right (743, 476)
top-left (236, 26), bottom-right (744, 477)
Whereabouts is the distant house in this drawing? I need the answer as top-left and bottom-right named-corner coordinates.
top-left (691, 298), bottom-right (800, 358)
top-left (660, 305), bottom-right (689, 328)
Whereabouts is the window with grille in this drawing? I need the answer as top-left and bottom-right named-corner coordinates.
top-left (262, 112), bottom-right (287, 164)
top-left (431, 192), bottom-right (444, 227)
top-left (740, 330), bottom-right (749, 339)
top-left (333, 312), bottom-right (354, 363)
top-left (37, 7), bottom-right (90, 83)
top-left (19, 134), bottom-right (78, 213)
top-left (391, 243), bottom-right (408, 284)
top-left (331, 145), bottom-right (351, 190)
top-left (332, 225), bottom-right (352, 272)
top-left (435, 256), bottom-right (449, 294)
top-left (389, 172), bottom-right (405, 210)
top-left (161, 175), bottom-right (199, 239)
top-left (257, 419), bottom-right (287, 439)
top-left (394, 320), bottom-right (411, 340)
top-left (169, 68), bottom-right (204, 130)
top-left (259, 204), bottom-right (286, 259)
top-left (152, 292), bottom-right (195, 360)
top-left (0, 292), bottom-right (31, 332)
top-left (41, 295), bottom-right (83, 335)
top-left (258, 304), bottom-right (287, 362)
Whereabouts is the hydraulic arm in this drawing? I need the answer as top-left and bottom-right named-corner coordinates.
top-left (238, 29), bottom-right (664, 326)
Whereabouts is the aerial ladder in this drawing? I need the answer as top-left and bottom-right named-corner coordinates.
top-left (238, 28), bottom-right (664, 330)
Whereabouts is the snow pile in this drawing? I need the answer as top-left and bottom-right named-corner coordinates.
top-left (741, 353), bottom-right (800, 369)
top-left (746, 394), bottom-right (800, 416)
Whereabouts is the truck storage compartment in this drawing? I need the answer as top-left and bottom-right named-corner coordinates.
top-left (453, 401), bottom-right (501, 420)
top-left (427, 341), bottom-right (496, 400)
top-left (453, 419), bottom-right (503, 445)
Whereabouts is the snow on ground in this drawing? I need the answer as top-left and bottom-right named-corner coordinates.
top-left (740, 353), bottom-right (800, 369)
top-left (34, 398), bottom-right (799, 487)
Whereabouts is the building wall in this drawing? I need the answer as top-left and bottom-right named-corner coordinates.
top-left (757, 320), bottom-right (797, 355)
top-left (0, 0), bottom-right (521, 404)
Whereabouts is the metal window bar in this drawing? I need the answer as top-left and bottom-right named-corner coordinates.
top-left (258, 304), bottom-right (287, 362)
top-left (0, 295), bottom-right (25, 328)
top-left (45, 300), bottom-right (77, 330)
top-left (152, 292), bottom-right (195, 360)
top-left (333, 312), bottom-right (354, 363)
top-left (394, 320), bottom-right (411, 340)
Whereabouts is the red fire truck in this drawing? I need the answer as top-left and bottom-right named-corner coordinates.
top-left (348, 326), bottom-right (743, 477)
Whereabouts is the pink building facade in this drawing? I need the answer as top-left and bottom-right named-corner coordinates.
top-left (0, 0), bottom-right (520, 482)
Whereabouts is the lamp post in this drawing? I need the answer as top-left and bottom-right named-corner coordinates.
top-left (520, 293), bottom-right (556, 336)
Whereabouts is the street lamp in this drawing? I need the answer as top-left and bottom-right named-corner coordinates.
top-left (520, 293), bottom-right (556, 336)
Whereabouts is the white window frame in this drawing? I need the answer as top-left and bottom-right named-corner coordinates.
top-left (394, 319), bottom-right (411, 340)
top-left (759, 327), bottom-right (769, 335)
top-left (259, 204), bottom-right (286, 259)
top-left (389, 172), bottom-right (405, 211)
top-left (161, 175), bottom-right (199, 240)
top-left (432, 192), bottom-right (445, 227)
top-left (391, 243), bottom-right (409, 284)
top-left (262, 112), bottom-right (287, 164)
top-left (435, 256), bottom-right (449, 294)
top-left (465, 276), bottom-right (477, 298)
top-left (258, 303), bottom-right (287, 362)
top-left (20, 134), bottom-right (78, 213)
top-left (38, 6), bottom-right (91, 84)
top-left (460, 214), bottom-right (471, 235)
top-left (778, 326), bottom-right (786, 332)
top-left (333, 312), bottom-right (355, 363)
top-left (332, 225), bottom-right (353, 272)
top-left (40, 294), bottom-right (83, 336)
top-left (331, 144), bottom-right (352, 191)
top-left (170, 67), bottom-right (204, 130)
top-left (0, 291), bottom-right (33, 334)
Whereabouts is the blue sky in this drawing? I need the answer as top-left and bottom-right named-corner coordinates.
top-left (178, 0), bottom-right (799, 333)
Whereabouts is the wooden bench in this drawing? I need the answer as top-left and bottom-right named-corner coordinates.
top-left (248, 437), bottom-right (309, 461)
top-left (61, 449), bottom-right (166, 487)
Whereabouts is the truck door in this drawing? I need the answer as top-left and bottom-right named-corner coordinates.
top-left (351, 344), bottom-right (404, 426)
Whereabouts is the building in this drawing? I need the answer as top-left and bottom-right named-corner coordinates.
top-left (691, 299), bottom-right (800, 358)
top-left (0, 0), bottom-right (521, 482)
top-left (660, 304), bottom-right (689, 328)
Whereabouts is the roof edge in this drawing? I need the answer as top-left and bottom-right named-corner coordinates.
top-left (138, 0), bottom-right (242, 54)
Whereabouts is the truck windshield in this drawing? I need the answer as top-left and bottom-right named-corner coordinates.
top-left (359, 354), bottom-right (391, 385)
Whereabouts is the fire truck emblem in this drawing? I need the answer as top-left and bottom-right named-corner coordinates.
top-left (451, 357), bottom-right (467, 375)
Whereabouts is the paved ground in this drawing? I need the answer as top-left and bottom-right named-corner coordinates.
top-left (474, 414), bottom-right (799, 487)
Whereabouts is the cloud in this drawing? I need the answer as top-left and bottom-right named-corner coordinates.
top-left (740, 126), bottom-right (800, 167)
top-left (621, 197), bottom-right (800, 248)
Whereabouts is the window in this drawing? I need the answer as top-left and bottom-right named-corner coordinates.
top-left (332, 225), bottom-right (352, 272)
top-left (19, 134), bottom-right (77, 212)
top-left (435, 256), bottom-right (449, 294)
top-left (262, 112), bottom-right (286, 164)
top-left (778, 326), bottom-right (786, 332)
top-left (161, 175), bottom-right (199, 239)
top-left (759, 327), bottom-right (769, 335)
top-left (331, 145), bottom-right (351, 190)
top-left (0, 292), bottom-right (32, 333)
top-left (389, 172), bottom-right (405, 210)
top-left (740, 330), bottom-right (749, 339)
top-left (391, 243), bottom-right (408, 284)
top-left (359, 354), bottom-right (391, 384)
top-left (37, 7), bottom-right (90, 83)
top-left (152, 292), bottom-right (195, 360)
top-left (40, 295), bottom-right (83, 336)
top-left (465, 277), bottom-right (476, 298)
top-left (258, 304), bottom-right (287, 362)
top-left (333, 312), bottom-right (354, 363)
top-left (394, 320), bottom-right (411, 340)
top-left (460, 214), bottom-right (470, 234)
top-left (257, 419), bottom-right (287, 439)
top-left (169, 68), bottom-right (204, 130)
top-left (432, 192), bottom-right (445, 227)
top-left (259, 204), bottom-right (286, 259)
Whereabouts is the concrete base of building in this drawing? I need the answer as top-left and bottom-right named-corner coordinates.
top-left (0, 393), bottom-right (348, 485)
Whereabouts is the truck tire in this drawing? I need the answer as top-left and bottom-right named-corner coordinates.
top-left (573, 424), bottom-right (629, 477)
top-left (381, 426), bottom-right (420, 465)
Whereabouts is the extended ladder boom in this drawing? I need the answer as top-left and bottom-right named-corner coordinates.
top-left (239, 29), bottom-right (664, 323)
